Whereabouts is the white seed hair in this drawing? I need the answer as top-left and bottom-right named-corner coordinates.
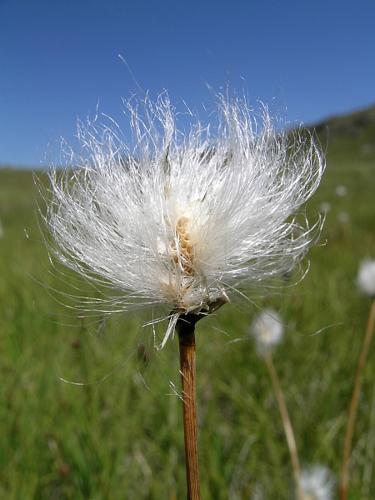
top-left (46, 94), bottom-right (325, 345)
top-left (357, 259), bottom-right (375, 297)
top-left (250, 308), bottom-right (284, 355)
top-left (300, 465), bottom-right (334, 500)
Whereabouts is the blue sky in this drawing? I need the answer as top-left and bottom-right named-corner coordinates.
top-left (0, 0), bottom-right (374, 167)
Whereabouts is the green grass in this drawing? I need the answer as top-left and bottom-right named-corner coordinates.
top-left (0, 121), bottom-right (374, 499)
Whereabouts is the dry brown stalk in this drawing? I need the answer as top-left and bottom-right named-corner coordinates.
top-left (264, 352), bottom-right (304, 500)
top-left (177, 314), bottom-right (201, 500)
top-left (339, 299), bottom-right (375, 500)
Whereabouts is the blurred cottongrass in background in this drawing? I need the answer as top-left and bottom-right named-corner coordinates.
top-left (300, 465), bottom-right (335, 500)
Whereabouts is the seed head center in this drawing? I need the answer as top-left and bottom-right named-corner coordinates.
top-left (173, 216), bottom-right (194, 276)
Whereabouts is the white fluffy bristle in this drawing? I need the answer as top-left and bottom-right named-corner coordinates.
top-left (46, 94), bottom-right (325, 344)
top-left (357, 259), bottom-right (375, 297)
top-left (250, 309), bottom-right (284, 354)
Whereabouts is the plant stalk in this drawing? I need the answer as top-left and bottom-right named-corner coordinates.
top-left (264, 352), bottom-right (304, 500)
top-left (339, 299), bottom-right (375, 500)
top-left (177, 315), bottom-right (201, 500)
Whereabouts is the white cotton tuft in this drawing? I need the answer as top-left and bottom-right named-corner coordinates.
top-left (45, 94), bottom-right (325, 342)
top-left (250, 309), bottom-right (284, 354)
top-left (250, 483), bottom-right (265, 500)
top-left (357, 259), bottom-right (375, 297)
top-left (300, 465), bottom-right (334, 500)
top-left (319, 202), bottom-right (331, 215)
top-left (337, 211), bottom-right (350, 225)
top-left (335, 185), bottom-right (347, 197)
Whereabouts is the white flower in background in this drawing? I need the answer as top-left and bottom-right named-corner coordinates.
top-left (250, 309), bottom-right (284, 354)
top-left (46, 95), bottom-right (324, 345)
top-left (319, 202), bottom-right (331, 214)
top-left (300, 465), bottom-right (334, 500)
top-left (337, 211), bottom-right (350, 224)
top-left (335, 185), bottom-right (347, 197)
top-left (250, 483), bottom-right (265, 500)
top-left (357, 259), bottom-right (375, 297)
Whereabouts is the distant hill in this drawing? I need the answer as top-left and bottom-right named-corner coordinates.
top-left (307, 104), bottom-right (375, 162)
top-left (313, 104), bottom-right (375, 138)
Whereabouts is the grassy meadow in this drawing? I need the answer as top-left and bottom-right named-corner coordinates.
top-left (0, 108), bottom-right (374, 499)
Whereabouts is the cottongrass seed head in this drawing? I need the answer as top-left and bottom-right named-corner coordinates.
top-left (250, 309), bottom-right (284, 355)
top-left (46, 94), bottom-right (325, 346)
top-left (300, 465), bottom-right (334, 500)
top-left (357, 259), bottom-right (375, 297)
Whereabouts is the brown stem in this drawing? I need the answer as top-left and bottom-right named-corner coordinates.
top-left (339, 299), bottom-right (375, 500)
top-left (177, 314), bottom-right (201, 500)
top-left (264, 352), bottom-right (304, 500)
